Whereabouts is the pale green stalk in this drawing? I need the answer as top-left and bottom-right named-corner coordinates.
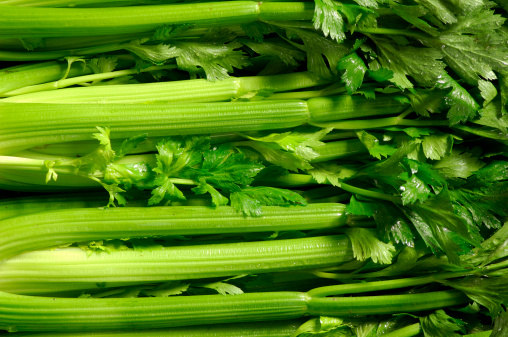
top-left (0, 288), bottom-right (469, 332)
top-left (0, 2), bottom-right (314, 38)
top-left (0, 203), bottom-right (347, 261)
top-left (1, 64), bottom-right (177, 97)
top-left (0, 235), bottom-right (354, 294)
top-left (1, 71), bottom-right (329, 101)
top-left (8, 320), bottom-right (302, 337)
top-left (0, 95), bottom-right (405, 155)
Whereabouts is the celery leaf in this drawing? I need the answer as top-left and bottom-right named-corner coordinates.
top-left (420, 310), bottom-right (465, 337)
top-left (230, 186), bottom-right (307, 216)
top-left (337, 52), bottom-right (367, 94)
top-left (345, 227), bottom-right (396, 264)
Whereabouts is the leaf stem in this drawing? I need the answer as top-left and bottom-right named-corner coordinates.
top-left (307, 271), bottom-right (470, 297)
top-left (339, 182), bottom-right (401, 204)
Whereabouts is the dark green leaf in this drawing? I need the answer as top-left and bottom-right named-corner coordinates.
top-left (338, 52), bottom-right (367, 94)
top-left (443, 275), bottom-right (508, 316)
top-left (434, 149), bottom-right (485, 179)
top-left (420, 310), bottom-right (465, 337)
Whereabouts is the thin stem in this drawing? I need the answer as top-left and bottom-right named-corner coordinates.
top-left (339, 182), bottom-right (402, 204)
top-left (310, 116), bottom-right (450, 129)
top-left (307, 271), bottom-right (469, 297)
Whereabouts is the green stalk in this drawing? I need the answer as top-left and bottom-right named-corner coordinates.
top-left (0, 60), bottom-right (95, 95)
top-left (0, 42), bottom-right (132, 61)
top-left (307, 290), bottom-right (467, 317)
top-left (2, 71), bottom-right (329, 101)
top-left (0, 175), bottom-right (86, 192)
top-left (0, 235), bottom-right (354, 294)
top-left (1, 64), bottom-right (177, 97)
top-left (306, 272), bottom-right (472, 297)
top-left (0, 192), bottom-right (111, 220)
top-left (0, 2), bottom-right (314, 39)
top-left (0, 288), bottom-right (469, 332)
top-left (311, 115), bottom-right (450, 129)
top-left (256, 173), bottom-right (403, 203)
top-left (0, 95), bottom-right (406, 155)
top-left (0, 203), bottom-right (347, 260)
top-left (9, 320), bottom-right (302, 337)
top-left (0, 0), bottom-right (171, 7)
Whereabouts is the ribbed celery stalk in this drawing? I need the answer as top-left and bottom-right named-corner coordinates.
top-left (0, 95), bottom-right (405, 155)
top-left (0, 235), bottom-right (354, 294)
top-left (9, 320), bottom-right (302, 337)
top-left (0, 288), bottom-right (469, 332)
top-left (1, 71), bottom-right (329, 101)
top-left (0, 2), bottom-right (314, 38)
top-left (0, 203), bottom-right (346, 260)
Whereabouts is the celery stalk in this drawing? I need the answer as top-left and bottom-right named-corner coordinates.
top-left (0, 95), bottom-right (405, 155)
top-left (0, 203), bottom-right (347, 260)
top-left (0, 235), bottom-right (354, 294)
top-left (0, 288), bottom-right (468, 332)
top-left (0, 2), bottom-right (314, 38)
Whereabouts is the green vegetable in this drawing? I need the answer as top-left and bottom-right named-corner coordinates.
top-left (1, 0), bottom-right (508, 334)
top-left (0, 235), bottom-right (354, 294)
top-left (0, 287), bottom-right (468, 332)
top-left (0, 203), bottom-right (346, 261)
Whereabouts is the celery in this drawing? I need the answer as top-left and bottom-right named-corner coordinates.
top-left (1, 71), bottom-right (329, 101)
top-left (0, 235), bottom-right (354, 294)
top-left (0, 203), bottom-right (347, 260)
top-left (0, 287), bottom-right (468, 332)
top-left (0, 2), bottom-right (314, 38)
top-left (9, 320), bottom-right (302, 337)
top-left (0, 138), bottom-right (367, 191)
top-left (0, 95), bottom-right (405, 155)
